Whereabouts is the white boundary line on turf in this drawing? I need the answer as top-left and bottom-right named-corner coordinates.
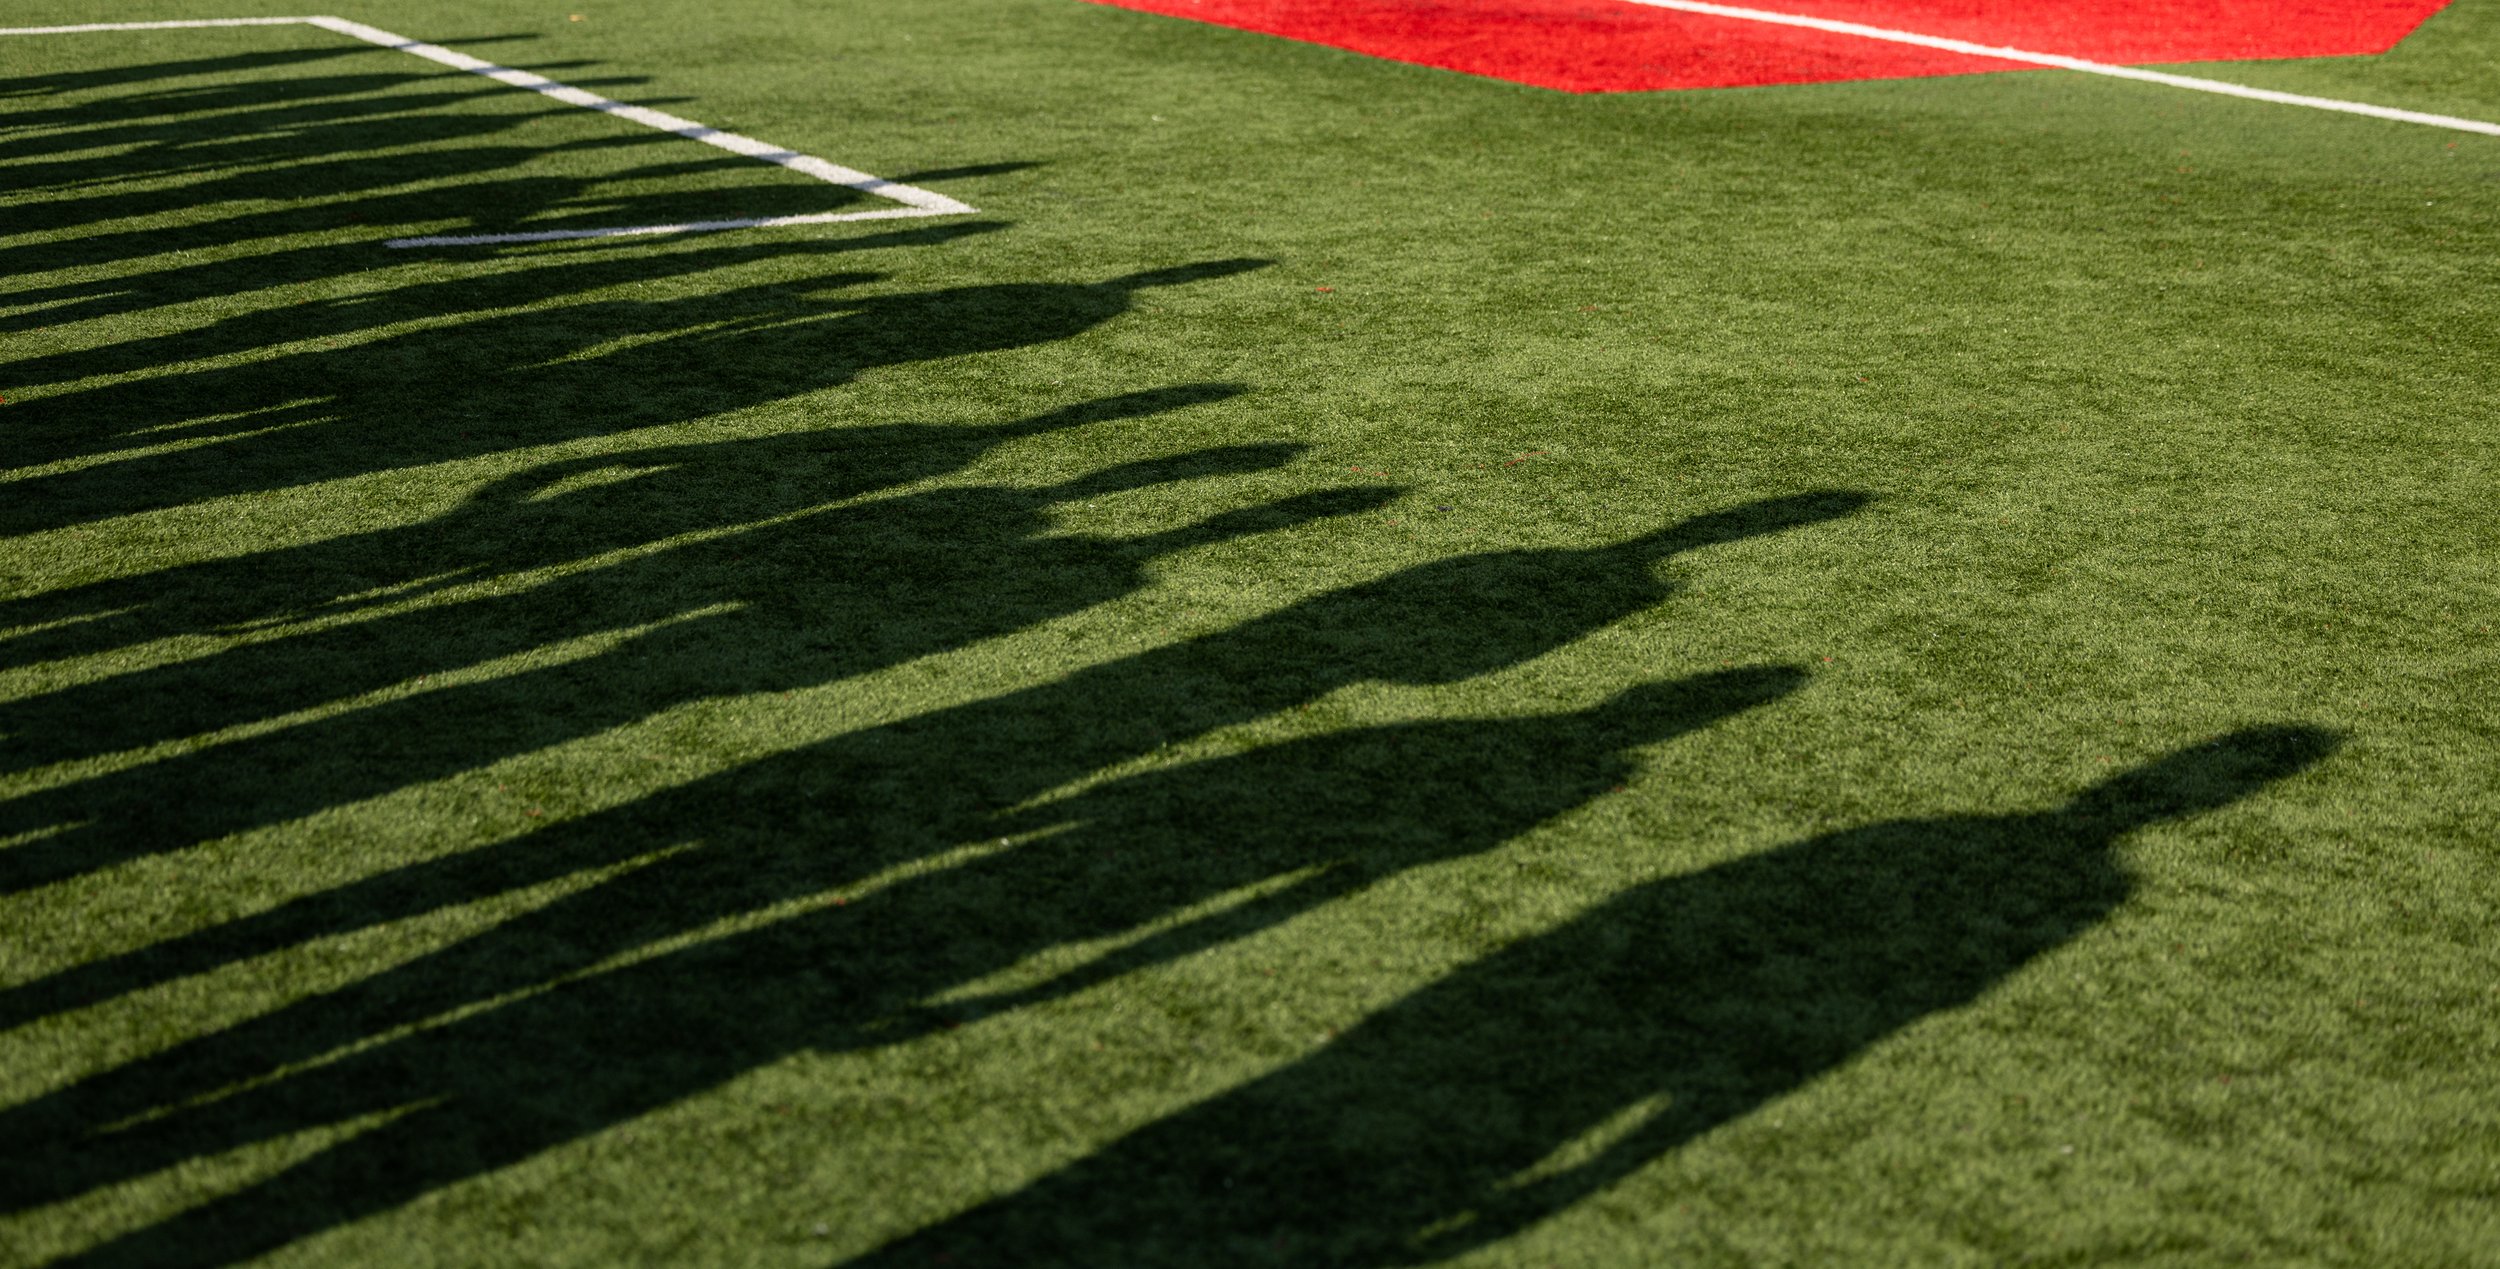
top-left (1619, 0), bottom-right (2500, 136)
top-left (0, 15), bottom-right (980, 246)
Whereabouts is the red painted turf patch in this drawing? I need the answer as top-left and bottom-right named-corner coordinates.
top-left (1084, 0), bottom-right (2455, 92)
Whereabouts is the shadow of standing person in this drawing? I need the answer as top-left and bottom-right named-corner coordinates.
top-left (858, 489), bottom-right (1875, 814)
top-left (856, 725), bottom-right (2338, 1268)
top-left (0, 385), bottom-right (1244, 758)
top-left (0, 491), bottom-right (1870, 1246)
top-left (0, 438), bottom-right (1390, 888)
top-left (0, 671), bottom-right (1804, 1268)
top-left (0, 488), bottom-right (1867, 995)
top-left (0, 259), bottom-right (1270, 537)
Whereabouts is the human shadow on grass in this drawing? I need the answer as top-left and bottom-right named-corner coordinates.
top-left (0, 44), bottom-right (373, 104)
top-left (0, 431), bottom-right (1387, 886)
top-left (0, 221), bottom-right (1000, 407)
top-left (0, 43), bottom-right (994, 327)
top-left (0, 386), bottom-right (1262, 773)
top-left (0, 202), bottom-right (996, 339)
top-left (0, 258), bottom-right (1260, 538)
top-left (1, 130), bottom-right (919, 320)
top-left (0, 495), bottom-right (1856, 1097)
top-left (5, 132), bottom-right (757, 245)
top-left (0, 81), bottom-right (699, 276)
top-left (854, 725), bottom-right (2337, 1269)
top-left (0, 492), bottom-right (1854, 919)
top-left (0, 257), bottom-right (1268, 759)
top-left (0, 664), bottom-right (1802, 1268)
top-left (0, 61), bottom-right (508, 152)
top-left (0, 36), bottom-right (536, 109)
top-left (0, 71), bottom-right (633, 188)
top-left (0, 34), bottom-right (625, 179)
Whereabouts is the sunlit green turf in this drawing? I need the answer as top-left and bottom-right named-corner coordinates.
top-left (2, 0), bottom-right (2495, 1264)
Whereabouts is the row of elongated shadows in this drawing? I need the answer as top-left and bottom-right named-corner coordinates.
top-left (0, 49), bottom-right (2332, 1269)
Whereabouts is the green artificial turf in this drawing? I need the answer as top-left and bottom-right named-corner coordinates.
top-left (2, 0), bottom-right (2495, 1263)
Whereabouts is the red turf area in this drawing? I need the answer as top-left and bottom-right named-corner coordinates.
top-left (1084, 0), bottom-right (2454, 91)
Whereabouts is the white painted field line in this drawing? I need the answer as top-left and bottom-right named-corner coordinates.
top-left (294, 18), bottom-right (976, 223)
top-left (1620, 0), bottom-right (2500, 136)
top-left (0, 15), bottom-right (978, 246)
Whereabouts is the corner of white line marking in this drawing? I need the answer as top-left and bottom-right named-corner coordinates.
top-left (2, 14), bottom-right (983, 242)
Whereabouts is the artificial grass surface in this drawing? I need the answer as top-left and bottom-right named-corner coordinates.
top-left (1, 0), bottom-right (2495, 1264)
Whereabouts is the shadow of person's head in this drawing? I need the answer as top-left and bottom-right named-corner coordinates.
top-left (1103, 258), bottom-right (1274, 292)
top-left (1615, 488), bottom-right (1874, 560)
top-left (2061, 725), bottom-right (2340, 834)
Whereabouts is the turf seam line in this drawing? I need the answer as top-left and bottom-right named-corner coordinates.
top-left (0, 15), bottom-right (981, 245)
top-left (1618, 0), bottom-right (2500, 135)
